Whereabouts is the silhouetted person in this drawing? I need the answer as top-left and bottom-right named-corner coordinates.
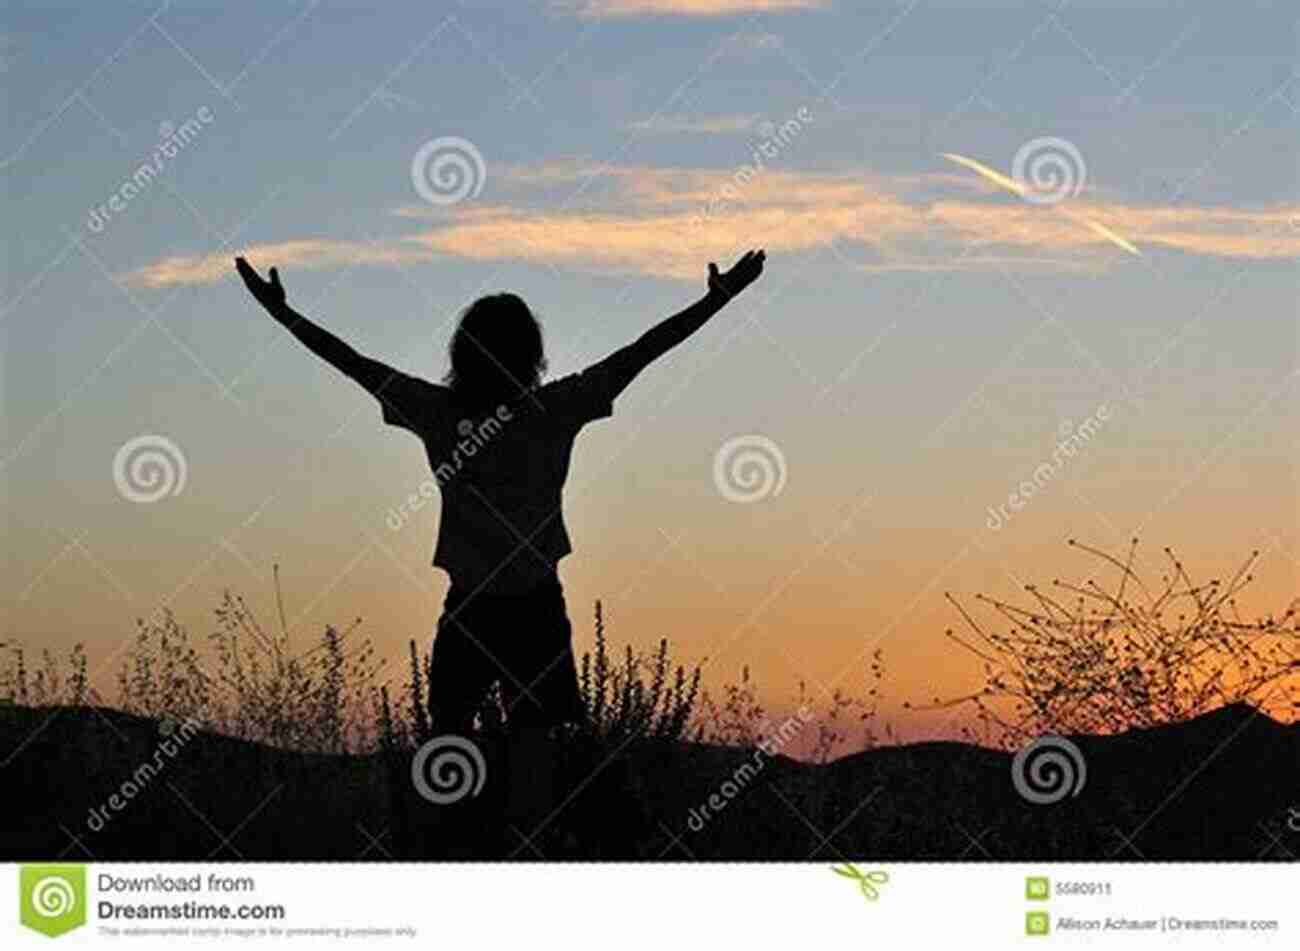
top-left (235, 250), bottom-right (765, 843)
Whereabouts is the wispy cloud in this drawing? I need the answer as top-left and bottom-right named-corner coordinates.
top-left (625, 113), bottom-right (763, 135)
top-left (126, 238), bottom-right (432, 289)
top-left (123, 162), bottom-right (1300, 288)
top-left (856, 255), bottom-right (1104, 275)
top-left (554, 0), bottom-right (826, 18)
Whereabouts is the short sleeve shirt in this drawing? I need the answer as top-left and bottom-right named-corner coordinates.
top-left (377, 362), bottom-right (617, 592)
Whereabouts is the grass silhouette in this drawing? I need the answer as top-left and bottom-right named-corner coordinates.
top-left (3, 540), bottom-right (1297, 861)
top-left (4, 541), bottom-right (1294, 755)
top-left (5, 568), bottom-right (863, 756)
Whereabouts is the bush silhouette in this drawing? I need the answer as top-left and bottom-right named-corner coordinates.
top-left (937, 539), bottom-right (1299, 746)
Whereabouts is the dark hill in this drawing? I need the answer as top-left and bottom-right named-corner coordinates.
top-left (2, 703), bottom-right (1295, 860)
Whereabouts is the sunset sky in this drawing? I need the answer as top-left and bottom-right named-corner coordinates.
top-left (3, 0), bottom-right (1297, 744)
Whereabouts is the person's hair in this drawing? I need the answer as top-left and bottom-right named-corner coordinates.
top-left (444, 293), bottom-right (546, 407)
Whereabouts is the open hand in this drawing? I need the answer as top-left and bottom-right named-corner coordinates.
top-left (708, 249), bottom-right (766, 301)
top-left (235, 256), bottom-right (286, 311)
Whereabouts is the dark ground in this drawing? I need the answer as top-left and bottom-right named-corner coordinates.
top-left (2, 703), bottom-right (1296, 861)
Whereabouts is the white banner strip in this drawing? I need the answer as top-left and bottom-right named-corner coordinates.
top-left (6, 862), bottom-right (1297, 948)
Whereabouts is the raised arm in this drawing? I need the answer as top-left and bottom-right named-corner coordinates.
top-left (235, 257), bottom-right (392, 395)
top-left (595, 249), bottom-right (766, 397)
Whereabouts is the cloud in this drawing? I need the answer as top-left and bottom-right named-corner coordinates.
top-left (122, 163), bottom-right (1300, 288)
top-left (857, 255), bottom-right (1105, 275)
top-left (554, 0), bottom-right (826, 18)
top-left (125, 238), bottom-right (433, 289)
top-left (927, 199), bottom-right (1300, 261)
top-left (405, 201), bottom-right (897, 280)
top-left (624, 113), bottom-right (762, 135)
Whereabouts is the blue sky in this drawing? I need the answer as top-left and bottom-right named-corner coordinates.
top-left (3, 0), bottom-right (1297, 737)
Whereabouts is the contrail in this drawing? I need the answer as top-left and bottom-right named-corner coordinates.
top-left (941, 152), bottom-right (1028, 198)
top-left (940, 152), bottom-right (1141, 257)
top-left (1078, 217), bottom-right (1141, 258)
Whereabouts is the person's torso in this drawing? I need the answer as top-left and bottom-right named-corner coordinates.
top-left (420, 391), bottom-right (583, 592)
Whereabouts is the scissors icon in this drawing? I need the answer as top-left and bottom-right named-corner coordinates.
top-left (831, 863), bottom-right (889, 901)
